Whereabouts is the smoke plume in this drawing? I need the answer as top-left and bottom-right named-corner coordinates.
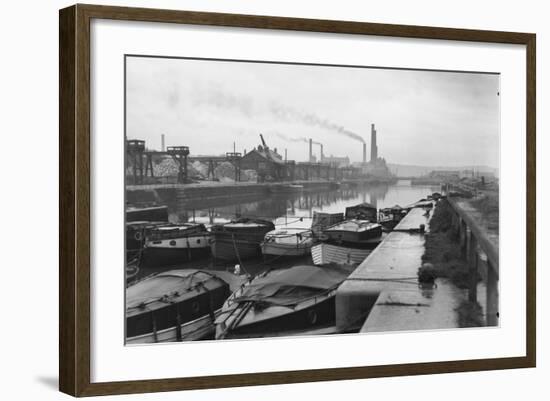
top-left (192, 86), bottom-right (364, 143)
top-left (269, 103), bottom-right (365, 143)
top-left (273, 132), bottom-right (322, 145)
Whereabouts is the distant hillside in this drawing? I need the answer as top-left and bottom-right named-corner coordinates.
top-left (388, 163), bottom-right (499, 178)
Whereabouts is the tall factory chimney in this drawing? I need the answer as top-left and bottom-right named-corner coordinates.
top-left (309, 138), bottom-right (313, 162)
top-left (362, 143), bottom-right (367, 164)
top-left (370, 124), bottom-right (378, 162)
top-left (161, 134), bottom-right (165, 152)
top-left (320, 144), bottom-right (324, 162)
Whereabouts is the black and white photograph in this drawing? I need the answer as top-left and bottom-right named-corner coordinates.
top-left (124, 55), bottom-right (500, 344)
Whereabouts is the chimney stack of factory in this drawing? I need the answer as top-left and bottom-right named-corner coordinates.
top-left (320, 144), bottom-right (324, 162)
top-left (370, 124), bottom-right (378, 162)
top-left (363, 143), bottom-right (367, 164)
top-left (309, 138), bottom-right (313, 162)
top-left (161, 134), bottom-right (165, 152)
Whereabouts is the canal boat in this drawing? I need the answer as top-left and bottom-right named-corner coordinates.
top-left (311, 219), bottom-right (383, 265)
top-left (140, 223), bottom-right (211, 267)
top-left (311, 211), bottom-right (344, 235)
top-left (321, 219), bottom-right (383, 246)
top-left (378, 204), bottom-right (407, 231)
top-left (210, 218), bottom-right (276, 262)
top-left (126, 270), bottom-right (245, 344)
top-left (215, 264), bottom-right (354, 339)
top-left (126, 204), bottom-right (169, 223)
top-left (345, 202), bottom-right (378, 221)
top-left (311, 243), bottom-right (373, 266)
top-left (126, 221), bottom-right (170, 256)
top-left (126, 258), bottom-right (140, 285)
top-left (260, 228), bottom-right (314, 257)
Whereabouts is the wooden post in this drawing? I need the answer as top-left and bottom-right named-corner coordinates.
top-left (175, 306), bottom-right (182, 342)
top-left (132, 154), bottom-right (137, 185)
top-left (139, 153), bottom-right (144, 184)
top-left (151, 311), bottom-right (158, 343)
top-left (183, 154), bottom-right (188, 183)
top-left (486, 260), bottom-right (499, 326)
top-left (460, 223), bottom-right (468, 257)
top-left (145, 154), bottom-right (154, 177)
top-left (468, 233), bottom-right (478, 303)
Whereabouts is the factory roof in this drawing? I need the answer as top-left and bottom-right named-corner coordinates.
top-left (245, 146), bottom-right (286, 165)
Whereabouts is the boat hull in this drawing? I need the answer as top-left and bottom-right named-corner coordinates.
top-left (210, 221), bottom-right (275, 262)
top-left (140, 232), bottom-right (211, 267)
top-left (210, 237), bottom-right (262, 262)
top-left (140, 246), bottom-right (210, 267)
top-left (126, 312), bottom-right (218, 344)
top-left (261, 242), bottom-right (312, 257)
top-left (126, 280), bottom-right (229, 339)
top-left (126, 206), bottom-right (168, 222)
top-left (311, 243), bottom-right (372, 265)
top-left (323, 225), bottom-right (382, 245)
top-left (217, 296), bottom-right (336, 339)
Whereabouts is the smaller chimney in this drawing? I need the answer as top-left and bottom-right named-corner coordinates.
top-left (363, 143), bottom-right (366, 164)
top-left (285, 148), bottom-right (288, 162)
top-left (161, 134), bottom-right (165, 152)
top-left (320, 144), bottom-right (324, 162)
top-left (309, 138), bottom-right (313, 162)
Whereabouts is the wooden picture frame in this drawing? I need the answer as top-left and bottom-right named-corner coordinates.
top-left (59, 3), bottom-right (536, 397)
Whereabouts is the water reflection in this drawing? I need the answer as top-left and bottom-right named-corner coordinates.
top-left (170, 180), bottom-right (440, 229)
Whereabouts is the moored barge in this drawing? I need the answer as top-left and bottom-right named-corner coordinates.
top-left (210, 218), bottom-right (275, 262)
top-left (215, 264), bottom-right (354, 339)
top-left (261, 228), bottom-right (314, 257)
top-left (140, 223), bottom-right (211, 267)
top-left (126, 270), bottom-right (243, 343)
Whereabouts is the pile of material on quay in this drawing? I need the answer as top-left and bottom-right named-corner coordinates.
top-left (131, 156), bottom-right (257, 182)
top-left (420, 198), bottom-right (484, 327)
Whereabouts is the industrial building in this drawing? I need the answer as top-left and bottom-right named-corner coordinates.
top-left (355, 123), bottom-right (393, 180)
top-left (240, 135), bottom-right (287, 181)
top-left (321, 155), bottom-right (351, 167)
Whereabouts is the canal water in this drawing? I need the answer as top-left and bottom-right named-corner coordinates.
top-left (135, 180), bottom-right (441, 279)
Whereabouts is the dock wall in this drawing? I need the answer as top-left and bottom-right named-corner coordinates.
top-left (126, 180), bottom-right (345, 205)
top-left (335, 198), bottom-right (499, 333)
top-left (447, 197), bottom-right (499, 326)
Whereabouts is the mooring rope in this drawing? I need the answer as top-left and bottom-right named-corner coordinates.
top-left (345, 276), bottom-right (419, 285)
top-left (230, 232), bottom-right (249, 276)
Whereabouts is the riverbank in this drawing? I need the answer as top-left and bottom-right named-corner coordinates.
top-left (457, 189), bottom-right (499, 248)
top-left (422, 199), bottom-right (484, 327)
top-left (126, 177), bottom-right (397, 206)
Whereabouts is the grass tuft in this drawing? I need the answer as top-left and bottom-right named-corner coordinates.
top-left (456, 300), bottom-right (484, 328)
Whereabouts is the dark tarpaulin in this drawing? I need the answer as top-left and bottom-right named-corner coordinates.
top-left (233, 265), bottom-right (354, 307)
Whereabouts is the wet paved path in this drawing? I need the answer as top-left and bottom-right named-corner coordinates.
top-left (336, 207), bottom-right (463, 332)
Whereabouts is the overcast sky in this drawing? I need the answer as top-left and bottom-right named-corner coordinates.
top-left (126, 56), bottom-right (500, 168)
